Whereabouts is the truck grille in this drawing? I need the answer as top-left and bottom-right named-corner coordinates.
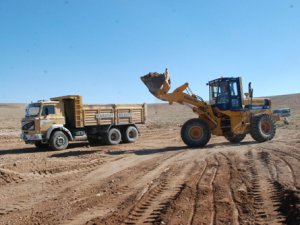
top-left (22, 121), bottom-right (34, 131)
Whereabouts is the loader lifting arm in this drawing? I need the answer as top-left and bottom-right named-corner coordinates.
top-left (141, 69), bottom-right (218, 127)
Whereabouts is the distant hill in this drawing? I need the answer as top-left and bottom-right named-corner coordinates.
top-left (269, 93), bottom-right (300, 110)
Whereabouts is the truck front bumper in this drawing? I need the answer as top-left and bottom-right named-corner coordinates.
top-left (21, 133), bottom-right (43, 143)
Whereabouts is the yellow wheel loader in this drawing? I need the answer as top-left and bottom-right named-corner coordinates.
top-left (141, 69), bottom-right (279, 148)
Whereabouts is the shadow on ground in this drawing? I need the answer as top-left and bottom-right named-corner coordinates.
top-left (106, 146), bottom-right (189, 156)
top-left (105, 140), bottom-right (259, 156)
top-left (206, 140), bottom-right (258, 148)
top-left (50, 150), bottom-right (99, 158)
top-left (0, 142), bottom-right (90, 155)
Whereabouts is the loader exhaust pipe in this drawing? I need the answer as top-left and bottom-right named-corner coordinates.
top-left (140, 68), bottom-right (171, 98)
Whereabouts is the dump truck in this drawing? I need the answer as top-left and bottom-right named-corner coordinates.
top-left (21, 95), bottom-right (146, 150)
top-left (141, 69), bottom-right (279, 147)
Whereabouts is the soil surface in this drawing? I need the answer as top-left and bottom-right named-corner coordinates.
top-left (0, 95), bottom-right (299, 225)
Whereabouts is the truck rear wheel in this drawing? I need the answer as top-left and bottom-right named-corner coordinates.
top-left (105, 128), bottom-right (122, 145)
top-left (250, 114), bottom-right (276, 142)
top-left (123, 126), bottom-right (139, 143)
top-left (50, 131), bottom-right (69, 150)
top-left (224, 133), bottom-right (246, 143)
top-left (181, 118), bottom-right (211, 148)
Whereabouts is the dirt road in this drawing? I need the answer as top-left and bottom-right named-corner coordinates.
top-left (0, 101), bottom-right (300, 225)
top-left (0, 126), bottom-right (299, 225)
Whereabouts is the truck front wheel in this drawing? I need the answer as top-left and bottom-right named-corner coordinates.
top-left (105, 128), bottom-right (122, 145)
top-left (50, 131), bottom-right (69, 150)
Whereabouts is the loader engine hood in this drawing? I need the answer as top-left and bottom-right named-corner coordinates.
top-left (140, 70), bottom-right (171, 98)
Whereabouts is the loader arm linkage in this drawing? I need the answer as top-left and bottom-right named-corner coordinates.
top-left (141, 70), bottom-right (218, 127)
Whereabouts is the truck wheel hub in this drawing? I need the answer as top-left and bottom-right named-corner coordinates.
top-left (56, 136), bottom-right (66, 146)
top-left (111, 133), bottom-right (120, 141)
top-left (129, 131), bottom-right (136, 138)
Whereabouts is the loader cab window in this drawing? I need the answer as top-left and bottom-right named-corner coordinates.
top-left (41, 105), bottom-right (55, 116)
top-left (217, 81), bottom-right (230, 104)
top-left (209, 80), bottom-right (229, 105)
top-left (209, 84), bottom-right (219, 105)
top-left (209, 78), bottom-right (243, 110)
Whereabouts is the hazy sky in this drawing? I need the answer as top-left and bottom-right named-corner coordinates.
top-left (0, 0), bottom-right (299, 104)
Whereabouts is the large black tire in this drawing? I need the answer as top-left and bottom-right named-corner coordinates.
top-left (34, 141), bottom-right (49, 150)
top-left (123, 126), bottom-right (139, 143)
top-left (49, 131), bottom-right (69, 150)
top-left (250, 114), bottom-right (276, 142)
top-left (224, 133), bottom-right (246, 143)
top-left (181, 118), bottom-right (211, 148)
top-left (105, 128), bottom-right (122, 145)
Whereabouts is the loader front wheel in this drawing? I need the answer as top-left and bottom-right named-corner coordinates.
top-left (224, 133), bottom-right (246, 143)
top-left (250, 114), bottom-right (276, 142)
top-left (181, 118), bottom-right (211, 148)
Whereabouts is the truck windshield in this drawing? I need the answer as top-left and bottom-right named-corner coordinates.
top-left (26, 103), bottom-right (41, 117)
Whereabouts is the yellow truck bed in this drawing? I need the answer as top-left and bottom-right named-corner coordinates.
top-left (83, 104), bottom-right (146, 126)
top-left (51, 95), bottom-right (146, 128)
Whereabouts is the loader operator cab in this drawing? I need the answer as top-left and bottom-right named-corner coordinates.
top-left (208, 77), bottom-right (243, 111)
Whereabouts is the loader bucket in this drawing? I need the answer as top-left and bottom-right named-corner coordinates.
top-left (141, 71), bottom-right (171, 97)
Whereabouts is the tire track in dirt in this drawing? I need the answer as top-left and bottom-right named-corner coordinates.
top-left (29, 157), bottom-right (109, 178)
top-left (258, 150), bottom-right (300, 225)
top-left (58, 149), bottom-right (189, 225)
top-left (192, 157), bottom-right (218, 225)
top-left (139, 159), bottom-right (208, 225)
top-left (270, 151), bottom-right (298, 189)
top-left (0, 156), bottom-right (126, 218)
top-left (213, 154), bottom-right (239, 225)
top-left (219, 151), bottom-right (254, 224)
top-left (260, 145), bottom-right (300, 190)
top-left (0, 168), bottom-right (25, 186)
top-left (187, 160), bottom-right (207, 225)
top-left (194, 155), bottom-right (218, 225)
top-left (246, 150), bottom-right (285, 224)
top-left (122, 166), bottom-right (187, 225)
top-left (87, 149), bottom-right (210, 225)
top-left (266, 147), bottom-right (300, 161)
top-left (154, 154), bottom-right (219, 225)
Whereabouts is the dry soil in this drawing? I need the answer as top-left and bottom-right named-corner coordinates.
top-left (0, 94), bottom-right (299, 225)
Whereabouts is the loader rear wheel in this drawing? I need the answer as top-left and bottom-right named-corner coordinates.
top-left (123, 126), bottom-right (139, 143)
top-left (250, 114), bottom-right (276, 142)
top-left (106, 128), bottom-right (122, 145)
top-left (224, 133), bottom-right (246, 143)
top-left (49, 131), bottom-right (69, 150)
top-left (181, 118), bottom-right (211, 148)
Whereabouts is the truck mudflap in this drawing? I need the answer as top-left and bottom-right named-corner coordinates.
top-left (46, 125), bottom-right (73, 141)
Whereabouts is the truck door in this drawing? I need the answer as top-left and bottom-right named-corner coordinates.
top-left (39, 105), bottom-right (56, 132)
